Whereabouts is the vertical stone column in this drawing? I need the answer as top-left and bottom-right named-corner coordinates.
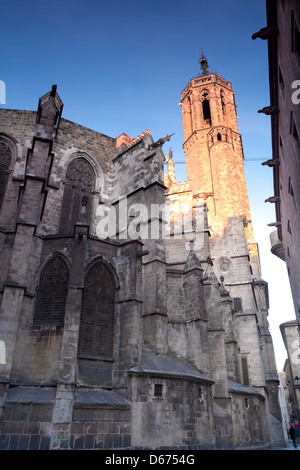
top-left (142, 247), bottom-right (167, 354)
top-left (49, 224), bottom-right (87, 449)
top-left (227, 323), bottom-right (242, 384)
top-left (254, 280), bottom-right (282, 421)
top-left (0, 87), bottom-right (64, 446)
top-left (221, 286), bottom-right (241, 384)
top-left (203, 264), bottom-right (234, 448)
top-left (142, 181), bottom-right (168, 355)
top-left (236, 313), bottom-right (266, 389)
top-left (50, 383), bottom-right (75, 450)
top-left (0, 286), bottom-right (25, 382)
top-left (114, 240), bottom-right (144, 387)
top-left (204, 264), bottom-right (229, 397)
top-left (0, 87), bottom-right (63, 386)
top-left (129, 144), bottom-right (168, 356)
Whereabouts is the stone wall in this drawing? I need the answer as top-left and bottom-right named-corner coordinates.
top-left (130, 374), bottom-right (215, 450)
top-left (230, 390), bottom-right (269, 449)
top-left (0, 386), bottom-right (55, 450)
top-left (0, 109), bottom-right (116, 236)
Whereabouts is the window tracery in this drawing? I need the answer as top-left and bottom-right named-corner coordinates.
top-left (59, 158), bottom-right (95, 233)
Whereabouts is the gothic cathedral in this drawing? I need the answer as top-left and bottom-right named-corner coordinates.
top-left (0, 55), bottom-right (285, 449)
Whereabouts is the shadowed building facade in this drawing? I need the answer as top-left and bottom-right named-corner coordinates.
top-left (253, 0), bottom-right (300, 339)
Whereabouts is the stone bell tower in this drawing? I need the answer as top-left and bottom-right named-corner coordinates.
top-left (177, 53), bottom-right (282, 424)
top-left (179, 52), bottom-right (254, 249)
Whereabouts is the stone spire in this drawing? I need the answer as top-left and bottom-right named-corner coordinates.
top-left (184, 240), bottom-right (204, 273)
top-left (166, 148), bottom-right (176, 186)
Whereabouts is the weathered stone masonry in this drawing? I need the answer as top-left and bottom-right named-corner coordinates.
top-left (0, 59), bottom-right (285, 449)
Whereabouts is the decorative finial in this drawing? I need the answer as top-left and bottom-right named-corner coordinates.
top-left (199, 49), bottom-right (209, 76)
top-left (50, 84), bottom-right (57, 97)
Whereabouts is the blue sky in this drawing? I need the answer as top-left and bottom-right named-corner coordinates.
top-left (0, 0), bottom-right (295, 367)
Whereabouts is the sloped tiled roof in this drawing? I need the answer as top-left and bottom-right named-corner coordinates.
top-left (6, 386), bottom-right (56, 404)
top-left (129, 348), bottom-right (213, 383)
top-left (228, 380), bottom-right (264, 397)
top-left (74, 390), bottom-right (131, 408)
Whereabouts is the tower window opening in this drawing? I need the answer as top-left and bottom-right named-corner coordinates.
top-left (202, 98), bottom-right (211, 123)
top-left (221, 92), bottom-right (226, 113)
top-left (217, 133), bottom-right (222, 141)
top-left (220, 91), bottom-right (227, 125)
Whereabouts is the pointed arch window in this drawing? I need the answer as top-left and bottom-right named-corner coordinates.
top-left (0, 139), bottom-right (13, 209)
top-left (78, 260), bottom-right (116, 360)
top-left (59, 158), bottom-right (95, 234)
top-left (202, 92), bottom-right (211, 124)
top-left (32, 255), bottom-right (69, 327)
top-left (220, 91), bottom-right (226, 113)
top-left (220, 91), bottom-right (228, 126)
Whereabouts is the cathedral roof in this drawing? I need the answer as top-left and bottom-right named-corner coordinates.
top-left (228, 380), bottom-right (264, 397)
top-left (129, 348), bottom-right (213, 384)
top-left (6, 386), bottom-right (131, 408)
top-left (6, 386), bottom-right (56, 404)
top-left (74, 389), bottom-right (131, 408)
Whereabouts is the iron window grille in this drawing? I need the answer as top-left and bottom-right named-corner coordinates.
top-left (32, 255), bottom-right (69, 327)
top-left (78, 261), bottom-right (116, 360)
top-left (154, 384), bottom-right (163, 397)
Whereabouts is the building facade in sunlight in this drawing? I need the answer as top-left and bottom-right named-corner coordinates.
top-left (0, 58), bottom-right (285, 449)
